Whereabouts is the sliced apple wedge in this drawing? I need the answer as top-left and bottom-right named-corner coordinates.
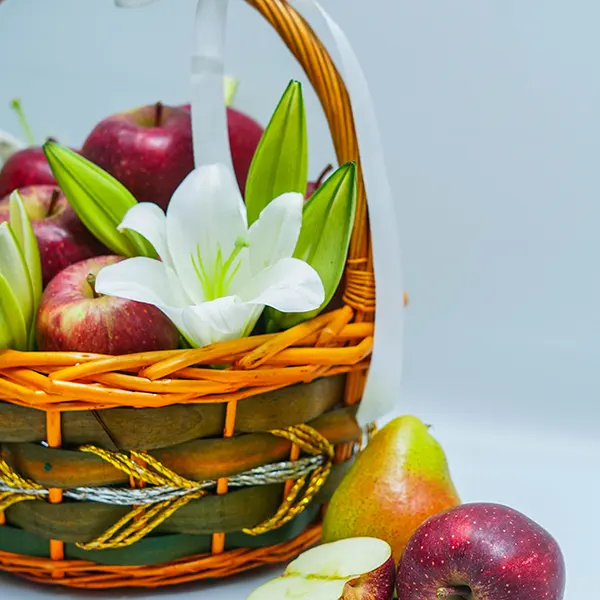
top-left (247, 537), bottom-right (395, 600)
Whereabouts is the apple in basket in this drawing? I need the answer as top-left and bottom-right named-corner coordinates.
top-left (81, 102), bottom-right (264, 210)
top-left (247, 537), bottom-right (395, 599)
top-left (81, 103), bottom-right (194, 211)
top-left (0, 185), bottom-right (106, 287)
top-left (0, 146), bottom-right (58, 198)
top-left (36, 255), bottom-right (180, 354)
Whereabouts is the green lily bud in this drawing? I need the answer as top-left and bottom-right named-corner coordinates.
top-left (0, 272), bottom-right (27, 351)
top-left (245, 80), bottom-right (308, 226)
top-left (0, 192), bottom-right (42, 350)
top-left (43, 141), bottom-right (156, 258)
top-left (0, 225), bottom-right (30, 351)
top-left (266, 161), bottom-right (358, 331)
top-left (9, 190), bottom-right (42, 305)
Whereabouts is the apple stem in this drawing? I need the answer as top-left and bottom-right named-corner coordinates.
top-left (86, 273), bottom-right (101, 299)
top-left (315, 164), bottom-right (334, 187)
top-left (10, 98), bottom-right (36, 146)
top-left (47, 189), bottom-right (60, 217)
top-left (436, 586), bottom-right (473, 599)
top-left (154, 102), bottom-right (164, 127)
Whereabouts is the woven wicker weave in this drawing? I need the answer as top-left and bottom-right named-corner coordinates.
top-left (0, 0), bottom-right (381, 588)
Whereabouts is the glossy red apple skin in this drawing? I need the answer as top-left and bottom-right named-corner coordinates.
top-left (0, 147), bottom-right (57, 198)
top-left (179, 104), bottom-right (264, 194)
top-left (81, 104), bottom-right (194, 210)
top-left (396, 503), bottom-right (565, 600)
top-left (36, 255), bottom-right (181, 355)
top-left (0, 185), bottom-right (106, 287)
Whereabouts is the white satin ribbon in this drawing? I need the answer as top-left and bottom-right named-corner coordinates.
top-left (190, 0), bottom-right (234, 170)
top-left (295, 1), bottom-right (404, 426)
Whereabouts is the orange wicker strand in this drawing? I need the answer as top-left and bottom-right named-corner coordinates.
top-left (45, 411), bottom-right (64, 576)
top-left (211, 399), bottom-right (239, 555)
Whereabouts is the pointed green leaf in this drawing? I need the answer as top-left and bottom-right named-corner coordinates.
top-left (0, 221), bottom-right (32, 329)
top-left (245, 80), bottom-right (308, 225)
top-left (9, 191), bottom-right (42, 306)
top-left (266, 162), bottom-right (358, 330)
top-left (43, 142), bottom-right (156, 258)
top-left (0, 271), bottom-right (28, 351)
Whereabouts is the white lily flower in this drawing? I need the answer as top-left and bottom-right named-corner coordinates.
top-left (0, 129), bottom-right (25, 163)
top-left (95, 163), bottom-right (325, 348)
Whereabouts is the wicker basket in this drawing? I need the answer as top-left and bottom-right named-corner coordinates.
top-left (0, 0), bottom-right (379, 589)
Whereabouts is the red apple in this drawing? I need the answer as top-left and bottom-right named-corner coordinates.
top-left (396, 503), bottom-right (565, 600)
top-left (36, 255), bottom-right (180, 355)
top-left (0, 146), bottom-right (57, 198)
top-left (81, 103), bottom-right (193, 210)
top-left (0, 185), bottom-right (106, 287)
top-left (248, 537), bottom-right (395, 599)
top-left (179, 103), bottom-right (264, 194)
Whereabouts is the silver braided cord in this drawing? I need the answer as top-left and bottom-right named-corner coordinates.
top-left (0, 455), bottom-right (325, 506)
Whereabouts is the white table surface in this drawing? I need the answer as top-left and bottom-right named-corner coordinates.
top-left (1, 403), bottom-right (596, 600)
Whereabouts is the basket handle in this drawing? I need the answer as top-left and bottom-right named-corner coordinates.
top-left (249, 1), bottom-right (405, 424)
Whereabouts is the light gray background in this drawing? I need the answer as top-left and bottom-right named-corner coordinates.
top-left (0, 0), bottom-right (598, 598)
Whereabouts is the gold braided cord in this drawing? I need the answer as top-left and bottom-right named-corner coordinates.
top-left (243, 424), bottom-right (334, 536)
top-left (0, 458), bottom-right (43, 511)
top-left (0, 491), bottom-right (39, 512)
top-left (0, 458), bottom-right (43, 490)
top-left (0, 425), bottom-right (334, 549)
top-left (75, 490), bottom-right (208, 550)
top-left (79, 446), bottom-right (197, 488)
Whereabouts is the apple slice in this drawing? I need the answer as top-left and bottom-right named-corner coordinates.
top-left (247, 537), bottom-right (395, 600)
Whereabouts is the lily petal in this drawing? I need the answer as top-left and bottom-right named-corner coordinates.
top-left (240, 257), bottom-right (325, 313)
top-left (95, 257), bottom-right (189, 330)
top-left (166, 164), bottom-right (247, 304)
top-left (182, 297), bottom-right (257, 347)
top-left (118, 203), bottom-right (172, 267)
top-left (246, 192), bottom-right (303, 277)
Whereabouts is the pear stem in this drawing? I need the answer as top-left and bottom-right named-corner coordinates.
top-left (436, 586), bottom-right (473, 599)
top-left (10, 98), bottom-right (36, 146)
top-left (86, 274), bottom-right (100, 299)
top-left (47, 189), bottom-right (60, 217)
top-left (154, 102), bottom-right (164, 127)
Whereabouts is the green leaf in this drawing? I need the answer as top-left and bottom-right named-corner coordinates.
top-left (0, 271), bottom-right (28, 351)
top-left (9, 191), bottom-right (42, 307)
top-left (245, 80), bottom-right (308, 225)
top-left (266, 161), bottom-right (358, 330)
top-left (43, 142), bottom-right (156, 258)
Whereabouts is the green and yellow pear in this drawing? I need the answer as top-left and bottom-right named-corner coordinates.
top-left (322, 415), bottom-right (460, 560)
